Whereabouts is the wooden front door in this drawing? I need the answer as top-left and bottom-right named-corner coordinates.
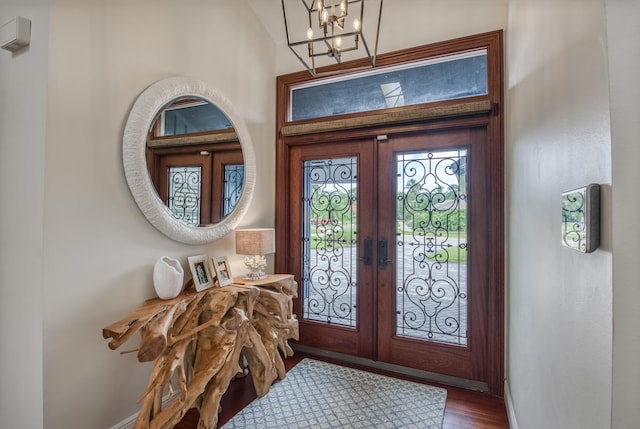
top-left (376, 128), bottom-right (489, 383)
top-left (288, 139), bottom-right (377, 359)
top-left (286, 125), bottom-right (496, 389)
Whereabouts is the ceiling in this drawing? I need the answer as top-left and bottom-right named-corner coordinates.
top-left (247, 0), bottom-right (288, 46)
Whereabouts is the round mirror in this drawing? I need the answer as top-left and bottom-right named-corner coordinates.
top-left (123, 76), bottom-right (256, 244)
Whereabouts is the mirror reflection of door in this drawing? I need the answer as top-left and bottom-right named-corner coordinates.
top-left (155, 153), bottom-right (212, 225)
top-left (146, 98), bottom-right (245, 226)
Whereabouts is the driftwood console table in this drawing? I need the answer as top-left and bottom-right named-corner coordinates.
top-left (103, 274), bottom-right (298, 429)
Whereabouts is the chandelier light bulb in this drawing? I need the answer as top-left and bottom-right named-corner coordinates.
top-left (353, 18), bottom-right (360, 31)
top-left (307, 27), bottom-right (314, 40)
top-left (322, 9), bottom-right (329, 23)
top-left (335, 36), bottom-right (342, 48)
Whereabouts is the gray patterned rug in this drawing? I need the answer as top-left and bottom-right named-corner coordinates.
top-left (221, 358), bottom-right (447, 429)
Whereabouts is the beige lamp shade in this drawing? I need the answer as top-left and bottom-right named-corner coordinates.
top-left (235, 228), bottom-right (276, 256)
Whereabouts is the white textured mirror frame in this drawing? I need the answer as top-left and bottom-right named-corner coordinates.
top-left (123, 76), bottom-right (256, 244)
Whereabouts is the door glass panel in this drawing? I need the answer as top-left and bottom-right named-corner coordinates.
top-left (302, 157), bottom-right (358, 327)
top-left (222, 164), bottom-right (244, 217)
top-left (395, 149), bottom-right (468, 346)
top-left (168, 166), bottom-right (201, 226)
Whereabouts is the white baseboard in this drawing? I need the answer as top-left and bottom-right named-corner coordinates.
top-left (109, 411), bottom-right (137, 429)
top-left (504, 379), bottom-right (519, 429)
top-left (109, 393), bottom-right (178, 429)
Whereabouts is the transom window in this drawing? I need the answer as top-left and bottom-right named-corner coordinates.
top-left (289, 49), bottom-right (487, 121)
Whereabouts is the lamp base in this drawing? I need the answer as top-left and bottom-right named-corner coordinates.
top-left (243, 271), bottom-right (267, 281)
top-left (243, 255), bottom-right (267, 281)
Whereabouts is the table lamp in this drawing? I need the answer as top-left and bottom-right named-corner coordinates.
top-left (235, 228), bottom-right (275, 280)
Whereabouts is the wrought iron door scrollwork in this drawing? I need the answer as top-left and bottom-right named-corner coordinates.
top-left (302, 157), bottom-right (358, 327)
top-left (395, 149), bottom-right (468, 346)
top-left (168, 166), bottom-right (202, 226)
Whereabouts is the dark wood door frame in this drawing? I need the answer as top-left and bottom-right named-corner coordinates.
top-left (275, 30), bottom-right (504, 396)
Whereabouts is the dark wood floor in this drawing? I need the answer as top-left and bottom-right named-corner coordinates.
top-left (175, 352), bottom-right (510, 429)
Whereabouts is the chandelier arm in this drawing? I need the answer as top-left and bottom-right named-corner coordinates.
top-left (372, 0), bottom-right (383, 68)
top-left (282, 0), bottom-right (292, 45)
top-left (306, 2), bottom-right (314, 57)
top-left (288, 45), bottom-right (317, 76)
top-left (359, 36), bottom-right (374, 68)
top-left (290, 30), bottom-right (359, 46)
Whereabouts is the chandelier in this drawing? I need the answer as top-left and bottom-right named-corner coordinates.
top-left (282, 0), bottom-right (383, 77)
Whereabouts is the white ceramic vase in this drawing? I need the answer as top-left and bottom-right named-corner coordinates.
top-left (153, 256), bottom-right (184, 299)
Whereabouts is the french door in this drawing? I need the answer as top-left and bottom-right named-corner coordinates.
top-left (287, 126), bottom-right (493, 386)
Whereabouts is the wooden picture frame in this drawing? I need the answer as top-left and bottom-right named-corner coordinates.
top-left (212, 256), bottom-right (233, 287)
top-left (188, 255), bottom-right (214, 291)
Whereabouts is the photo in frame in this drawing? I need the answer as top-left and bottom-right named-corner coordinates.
top-left (212, 256), bottom-right (233, 287)
top-left (187, 255), bottom-right (214, 291)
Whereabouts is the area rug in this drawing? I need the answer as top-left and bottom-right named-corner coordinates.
top-left (221, 358), bottom-right (447, 429)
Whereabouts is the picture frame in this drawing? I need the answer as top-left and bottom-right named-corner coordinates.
top-left (212, 256), bottom-right (233, 287)
top-left (561, 183), bottom-right (600, 253)
top-left (187, 255), bottom-right (214, 291)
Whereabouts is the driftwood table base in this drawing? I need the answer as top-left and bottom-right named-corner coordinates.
top-left (103, 274), bottom-right (298, 429)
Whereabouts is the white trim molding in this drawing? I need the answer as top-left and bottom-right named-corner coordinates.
top-left (109, 393), bottom-right (178, 429)
top-left (505, 379), bottom-right (519, 429)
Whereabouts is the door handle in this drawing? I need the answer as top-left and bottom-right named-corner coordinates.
top-left (358, 238), bottom-right (373, 266)
top-left (378, 238), bottom-right (392, 269)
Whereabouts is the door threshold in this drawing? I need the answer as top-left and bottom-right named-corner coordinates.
top-left (291, 344), bottom-right (489, 393)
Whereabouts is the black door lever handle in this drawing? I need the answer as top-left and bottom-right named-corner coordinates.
top-left (357, 238), bottom-right (373, 266)
top-left (378, 238), bottom-right (392, 269)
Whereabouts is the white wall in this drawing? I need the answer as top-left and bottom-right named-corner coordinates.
top-left (40, 0), bottom-right (276, 427)
top-left (0, 1), bottom-right (49, 428)
top-left (506, 0), bottom-right (613, 428)
top-left (606, 0), bottom-right (640, 427)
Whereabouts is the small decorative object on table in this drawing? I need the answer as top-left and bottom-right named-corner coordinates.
top-left (212, 256), bottom-right (233, 287)
top-left (187, 254), bottom-right (214, 291)
top-left (243, 255), bottom-right (267, 280)
top-left (235, 228), bottom-right (275, 280)
top-left (152, 256), bottom-right (184, 299)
